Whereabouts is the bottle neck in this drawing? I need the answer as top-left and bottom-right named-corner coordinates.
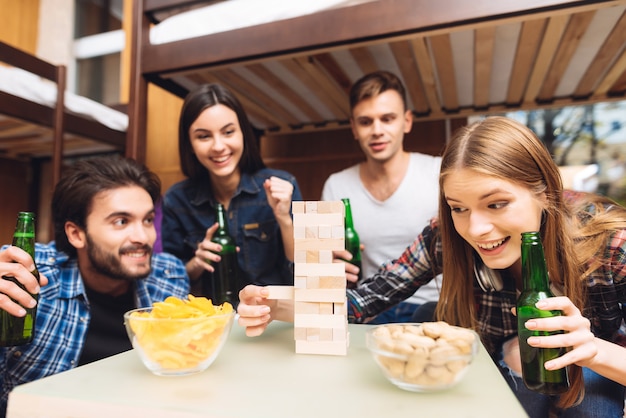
top-left (521, 235), bottom-right (550, 292)
top-left (215, 204), bottom-right (230, 235)
top-left (342, 199), bottom-right (355, 229)
top-left (12, 216), bottom-right (36, 259)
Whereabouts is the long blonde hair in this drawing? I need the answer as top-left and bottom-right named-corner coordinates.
top-left (435, 116), bottom-right (586, 407)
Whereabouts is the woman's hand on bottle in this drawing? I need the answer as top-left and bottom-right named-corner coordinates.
top-left (523, 296), bottom-right (597, 370)
top-left (190, 223), bottom-right (220, 274)
top-left (264, 177), bottom-right (294, 225)
top-left (0, 246), bottom-right (48, 317)
top-left (237, 285), bottom-right (276, 337)
top-left (332, 249), bottom-right (360, 286)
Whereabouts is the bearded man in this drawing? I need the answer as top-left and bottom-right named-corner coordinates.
top-left (0, 156), bottom-right (189, 416)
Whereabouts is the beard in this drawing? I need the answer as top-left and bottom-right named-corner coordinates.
top-left (85, 234), bottom-right (152, 281)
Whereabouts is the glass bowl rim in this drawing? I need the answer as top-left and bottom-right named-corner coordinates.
top-left (123, 307), bottom-right (235, 322)
top-left (365, 322), bottom-right (480, 360)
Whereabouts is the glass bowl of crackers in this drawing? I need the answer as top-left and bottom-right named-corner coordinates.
top-left (124, 295), bottom-right (235, 376)
top-left (366, 322), bottom-right (479, 392)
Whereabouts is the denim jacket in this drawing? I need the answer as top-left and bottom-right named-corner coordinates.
top-left (162, 168), bottom-right (302, 291)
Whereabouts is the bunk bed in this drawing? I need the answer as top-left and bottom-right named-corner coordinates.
top-left (0, 41), bottom-right (127, 186)
top-left (127, 0), bottom-right (626, 163)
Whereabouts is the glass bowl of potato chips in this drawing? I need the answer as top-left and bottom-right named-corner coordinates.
top-left (124, 295), bottom-right (235, 376)
top-left (366, 322), bottom-right (479, 392)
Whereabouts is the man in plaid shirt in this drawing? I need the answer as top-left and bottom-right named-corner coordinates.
top-left (0, 157), bottom-right (189, 417)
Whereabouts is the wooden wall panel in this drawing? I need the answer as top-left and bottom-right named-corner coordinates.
top-left (0, 0), bottom-right (39, 53)
top-left (145, 84), bottom-right (184, 194)
top-left (0, 159), bottom-right (33, 243)
top-left (0, 0), bottom-right (39, 241)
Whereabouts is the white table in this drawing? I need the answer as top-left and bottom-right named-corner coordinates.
top-left (7, 321), bottom-right (528, 418)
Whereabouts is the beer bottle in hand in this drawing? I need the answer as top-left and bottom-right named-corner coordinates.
top-left (516, 231), bottom-right (569, 394)
top-left (341, 198), bottom-right (362, 289)
top-left (207, 203), bottom-right (239, 307)
top-left (0, 212), bottom-right (40, 346)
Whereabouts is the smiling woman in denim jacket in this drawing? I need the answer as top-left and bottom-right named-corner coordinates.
top-left (162, 83), bottom-right (302, 297)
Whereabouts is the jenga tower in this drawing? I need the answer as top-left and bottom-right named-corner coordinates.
top-left (291, 201), bottom-right (349, 355)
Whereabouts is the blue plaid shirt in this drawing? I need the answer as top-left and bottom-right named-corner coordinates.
top-left (0, 242), bottom-right (189, 416)
top-left (348, 217), bottom-right (626, 356)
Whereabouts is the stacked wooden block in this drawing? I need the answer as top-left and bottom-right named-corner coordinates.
top-left (291, 201), bottom-right (349, 355)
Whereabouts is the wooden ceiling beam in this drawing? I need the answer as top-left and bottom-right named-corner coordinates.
top-left (537, 10), bottom-right (596, 101)
top-left (429, 34), bottom-right (459, 111)
top-left (523, 14), bottom-right (569, 105)
top-left (294, 56), bottom-right (350, 118)
top-left (312, 53), bottom-right (353, 96)
top-left (595, 48), bottom-right (626, 96)
top-left (410, 37), bottom-right (443, 117)
top-left (246, 62), bottom-right (324, 122)
top-left (0, 124), bottom-right (47, 139)
top-left (389, 40), bottom-right (429, 114)
top-left (506, 18), bottom-right (547, 105)
top-left (212, 68), bottom-right (301, 126)
top-left (474, 26), bottom-right (496, 109)
top-left (574, 10), bottom-right (626, 97)
top-left (187, 72), bottom-right (284, 129)
top-left (279, 58), bottom-right (348, 119)
top-left (349, 47), bottom-right (378, 76)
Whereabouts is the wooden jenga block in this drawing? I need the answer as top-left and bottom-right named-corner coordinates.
top-left (294, 238), bottom-right (344, 251)
top-left (319, 302), bottom-right (333, 315)
top-left (294, 313), bottom-right (346, 328)
top-left (294, 288), bottom-right (345, 303)
top-left (291, 201), bottom-right (348, 356)
top-left (294, 250), bottom-right (307, 263)
top-left (318, 225), bottom-right (331, 238)
top-left (292, 201), bottom-right (305, 213)
top-left (294, 262), bottom-right (345, 277)
top-left (316, 201), bottom-right (344, 214)
top-left (296, 340), bottom-right (348, 356)
top-left (319, 328), bottom-right (334, 341)
top-left (294, 225), bottom-right (305, 239)
top-left (306, 327), bottom-right (320, 341)
top-left (319, 276), bottom-right (345, 289)
top-left (293, 213), bottom-right (343, 226)
top-left (294, 301), bottom-right (320, 314)
top-left (334, 301), bottom-right (347, 315)
top-left (318, 250), bottom-right (333, 264)
top-left (305, 226), bottom-right (318, 238)
top-left (265, 285), bottom-right (295, 300)
top-left (306, 275), bottom-right (320, 288)
top-left (294, 276), bottom-right (307, 288)
top-left (306, 250), bottom-right (319, 263)
top-left (294, 327), bottom-right (307, 341)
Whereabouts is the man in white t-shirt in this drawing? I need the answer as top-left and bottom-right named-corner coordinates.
top-left (321, 70), bottom-right (442, 323)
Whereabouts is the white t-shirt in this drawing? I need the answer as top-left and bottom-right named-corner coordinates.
top-left (321, 152), bottom-right (443, 305)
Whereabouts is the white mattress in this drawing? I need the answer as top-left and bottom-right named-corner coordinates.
top-left (0, 65), bottom-right (128, 131)
top-left (150, 0), bottom-right (374, 45)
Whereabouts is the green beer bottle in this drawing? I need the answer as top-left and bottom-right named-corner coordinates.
top-left (0, 212), bottom-right (40, 346)
top-left (516, 231), bottom-right (569, 394)
top-left (341, 198), bottom-right (362, 289)
top-left (205, 203), bottom-right (239, 307)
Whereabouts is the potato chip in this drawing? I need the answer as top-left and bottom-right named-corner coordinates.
top-left (127, 295), bottom-right (234, 371)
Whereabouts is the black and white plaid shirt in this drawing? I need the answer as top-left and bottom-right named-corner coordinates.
top-left (347, 215), bottom-right (626, 357)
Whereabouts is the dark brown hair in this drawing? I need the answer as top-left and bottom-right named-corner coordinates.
top-left (52, 155), bottom-right (161, 257)
top-left (178, 83), bottom-right (265, 184)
